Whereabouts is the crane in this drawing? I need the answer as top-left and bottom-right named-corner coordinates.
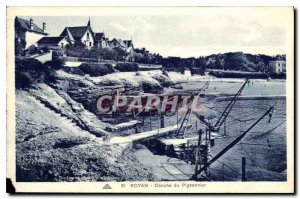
top-left (176, 81), bottom-right (209, 138)
top-left (192, 106), bottom-right (274, 180)
top-left (194, 79), bottom-right (249, 133)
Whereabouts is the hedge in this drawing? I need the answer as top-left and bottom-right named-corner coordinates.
top-left (78, 63), bottom-right (114, 76)
top-left (209, 71), bottom-right (268, 79)
top-left (115, 62), bottom-right (139, 72)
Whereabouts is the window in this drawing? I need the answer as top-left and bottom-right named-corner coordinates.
top-left (89, 42), bottom-right (92, 47)
top-left (61, 43), bottom-right (64, 48)
top-left (87, 32), bottom-right (90, 39)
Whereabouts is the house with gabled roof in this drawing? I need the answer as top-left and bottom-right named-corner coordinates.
top-left (94, 32), bottom-right (110, 48)
top-left (37, 36), bottom-right (71, 49)
top-left (57, 18), bottom-right (135, 56)
top-left (109, 38), bottom-right (134, 53)
top-left (15, 17), bottom-right (48, 50)
top-left (59, 19), bottom-right (94, 48)
top-left (110, 38), bottom-right (126, 50)
top-left (123, 40), bottom-right (134, 52)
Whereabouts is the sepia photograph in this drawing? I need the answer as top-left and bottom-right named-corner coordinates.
top-left (6, 6), bottom-right (294, 193)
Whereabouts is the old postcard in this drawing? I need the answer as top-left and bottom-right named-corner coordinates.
top-left (6, 7), bottom-right (294, 193)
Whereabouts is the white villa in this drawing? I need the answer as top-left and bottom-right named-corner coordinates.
top-left (15, 17), bottom-right (48, 49)
top-left (269, 60), bottom-right (286, 73)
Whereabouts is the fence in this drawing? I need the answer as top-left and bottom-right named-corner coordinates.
top-left (139, 63), bottom-right (163, 71)
top-left (58, 56), bottom-right (163, 70)
top-left (57, 56), bottom-right (117, 65)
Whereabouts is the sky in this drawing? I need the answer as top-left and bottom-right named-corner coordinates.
top-left (23, 9), bottom-right (289, 58)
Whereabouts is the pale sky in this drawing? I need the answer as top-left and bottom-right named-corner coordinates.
top-left (23, 9), bottom-right (289, 58)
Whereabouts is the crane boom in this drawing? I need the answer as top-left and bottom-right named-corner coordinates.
top-left (176, 81), bottom-right (209, 137)
top-left (193, 106), bottom-right (274, 179)
top-left (214, 79), bottom-right (248, 128)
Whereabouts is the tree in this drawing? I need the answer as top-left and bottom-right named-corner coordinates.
top-left (99, 48), bottom-right (118, 60)
top-left (114, 47), bottom-right (128, 61)
top-left (65, 41), bottom-right (88, 57)
top-left (15, 39), bottom-right (26, 56)
top-left (257, 62), bottom-right (266, 72)
top-left (132, 52), bottom-right (146, 63)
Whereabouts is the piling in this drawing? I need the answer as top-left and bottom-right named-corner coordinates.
top-left (242, 157), bottom-right (247, 181)
top-left (160, 113), bottom-right (165, 128)
top-left (194, 129), bottom-right (203, 180)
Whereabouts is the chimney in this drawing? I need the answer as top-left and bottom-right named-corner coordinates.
top-left (29, 18), bottom-right (33, 30)
top-left (43, 22), bottom-right (46, 32)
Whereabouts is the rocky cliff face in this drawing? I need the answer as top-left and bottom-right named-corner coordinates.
top-left (54, 70), bottom-right (172, 116)
top-left (16, 86), bottom-right (153, 182)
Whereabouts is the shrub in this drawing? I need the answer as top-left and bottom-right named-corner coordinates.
top-left (40, 46), bottom-right (50, 53)
top-left (62, 67), bottom-right (85, 76)
top-left (78, 63), bottom-right (114, 76)
top-left (44, 60), bottom-right (64, 70)
top-left (66, 50), bottom-right (82, 57)
top-left (15, 58), bottom-right (45, 79)
top-left (15, 40), bottom-right (25, 56)
top-left (25, 45), bottom-right (38, 56)
top-left (15, 58), bottom-right (57, 89)
top-left (43, 66), bottom-right (57, 83)
top-left (15, 71), bottom-right (34, 89)
top-left (52, 48), bottom-right (65, 57)
top-left (100, 48), bottom-right (118, 60)
top-left (66, 41), bottom-right (88, 58)
top-left (115, 62), bottom-right (139, 72)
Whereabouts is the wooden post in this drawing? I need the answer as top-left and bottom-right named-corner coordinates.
top-left (149, 109), bottom-right (152, 130)
top-left (160, 112), bottom-right (165, 128)
top-left (242, 157), bottom-right (247, 181)
top-left (157, 112), bottom-right (160, 135)
top-left (176, 111), bottom-right (179, 134)
top-left (194, 129), bottom-right (202, 181)
top-left (113, 111), bottom-right (116, 124)
top-left (142, 114), bottom-right (145, 124)
top-left (186, 140), bottom-right (190, 164)
top-left (205, 128), bottom-right (208, 145)
top-left (205, 128), bottom-right (210, 176)
top-left (116, 110), bottom-right (119, 124)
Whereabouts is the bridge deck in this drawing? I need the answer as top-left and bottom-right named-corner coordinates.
top-left (109, 124), bottom-right (190, 144)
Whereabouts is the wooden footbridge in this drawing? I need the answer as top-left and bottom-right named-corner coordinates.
top-left (109, 123), bottom-right (192, 144)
